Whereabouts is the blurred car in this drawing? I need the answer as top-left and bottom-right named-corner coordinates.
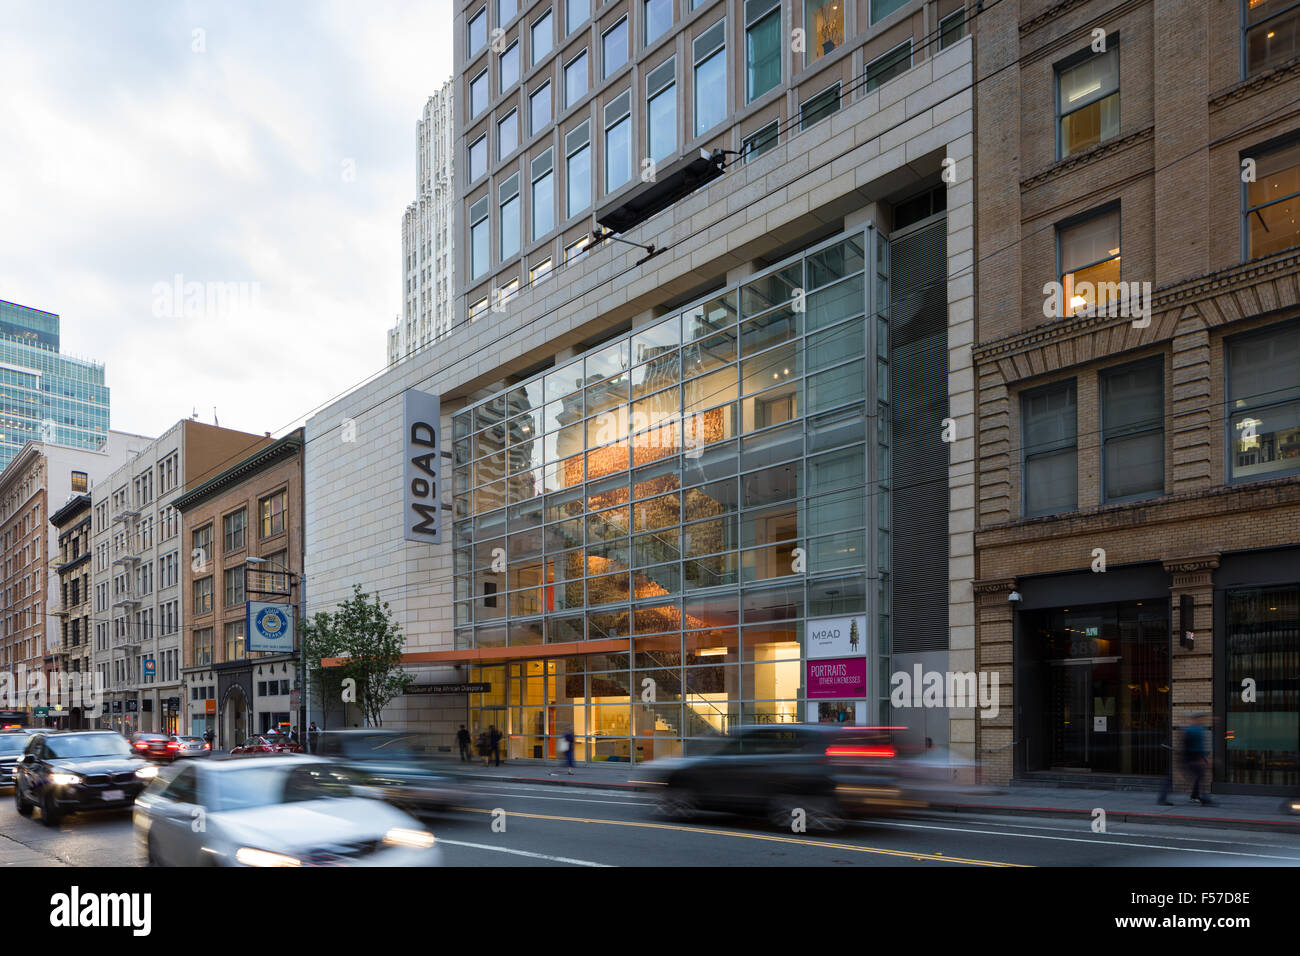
top-left (229, 735), bottom-right (304, 756)
top-left (14, 731), bottom-right (156, 826)
top-left (133, 756), bottom-right (440, 866)
top-left (315, 730), bottom-right (461, 816)
top-left (0, 730), bottom-right (35, 787)
top-left (130, 732), bottom-right (180, 761)
top-left (646, 724), bottom-right (916, 832)
top-left (171, 735), bottom-right (211, 758)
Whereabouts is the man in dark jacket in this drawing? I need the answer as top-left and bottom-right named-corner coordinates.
top-left (456, 724), bottom-right (471, 762)
top-left (1159, 713), bottom-right (1214, 806)
top-left (488, 725), bottom-right (502, 767)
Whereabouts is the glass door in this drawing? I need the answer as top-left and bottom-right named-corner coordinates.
top-left (1048, 660), bottom-right (1091, 769)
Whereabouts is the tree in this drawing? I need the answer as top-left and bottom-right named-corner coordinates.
top-left (305, 584), bottom-right (412, 728)
top-left (300, 609), bottom-right (346, 730)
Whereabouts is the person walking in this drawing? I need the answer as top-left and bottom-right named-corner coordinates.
top-left (307, 721), bottom-right (320, 754)
top-left (488, 724), bottom-right (502, 767)
top-left (203, 726), bottom-right (215, 753)
top-left (478, 729), bottom-right (491, 767)
top-left (456, 724), bottom-right (472, 762)
top-left (1159, 713), bottom-right (1215, 806)
top-left (562, 726), bottom-right (576, 775)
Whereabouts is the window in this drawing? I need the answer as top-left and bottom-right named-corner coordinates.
top-left (469, 7), bottom-right (489, 55)
top-left (800, 83), bottom-right (840, 130)
top-left (746, 0), bottom-right (782, 101)
top-left (604, 90), bottom-right (632, 192)
top-left (71, 471), bottom-right (87, 493)
top-left (193, 576), bottom-right (213, 616)
top-left (192, 524), bottom-right (213, 566)
top-left (225, 566), bottom-right (245, 607)
top-left (532, 10), bottom-right (553, 65)
top-left (565, 50), bottom-right (589, 107)
top-left (260, 491), bottom-right (287, 538)
top-left (647, 58), bottom-right (677, 163)
top-left (567, 0), bottom-right (588, 33)
top-left (1226, 321), bottom-right (1300, 482)
top-left (531, 257), bottom-right (553, 284)
top-left (498, 110), bottom-right (518, 160)
top-left (224, 620), bottom-right (245, 663)
top-left (939, 8), bottom-right (965, 48)
top-left (500, 40), bottom-right (520, 91)
top-left (1057, 46), bottom-right (1119, 159)
top-left (223, 508), bottom-right (246, 553)
top-left (566, 233), bottom-right (595, 263)
top-left (865, 40), bottom-right (911, 91)
top-left (693, 19), bottom-right (726, 136)
top-left (1101, 360), bottom-right (1164, 502)
top-left (603, 17), bottom-right (628, 77)
top-left (1245, 140), bottom-right (1300, 259)
top-left (500, 172), bottom-right (521, 259)
top-left (471, 70), bottom-right (489, 117)
top-left (532, 149), bottom-right (555, 240)
top-left (470, 296), bottom-right (490, 321)
top-left (566, 120), bottom-right (591, 218)
top-left (470, 196), bottom-right (491, 279)
top-left (499, 0), bottom-right (517, 25)
top-left (530, 82), bottom-right (551, 135)
top-left (805, 0), bottom-right (844, 63)
top-left (1022, 381), bottom-right (1078, 516)
top-left (871, 0), bottom-right (909, 23)
top-left (194, 628), bottom-right (213, 667)
top-left (1059, 207), bottom-right (1121, 315)
top-left (645, 0), bottom-right (672, 45)
top-left (1244, 0), bottom-right (1300, 76)
top-left (748, 120), bottom-right (774, 161)
top-left (470, 134), bottom-right (488, 181)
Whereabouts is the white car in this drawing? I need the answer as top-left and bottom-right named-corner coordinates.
top-left (133, 755), bottom-right (441, 866)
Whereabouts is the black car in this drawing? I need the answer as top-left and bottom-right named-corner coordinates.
top-left (13, 731), bottom-right (157, 826)
top-left (647, 724), bottom-right (912, 832)
top-left (0, 731), bottom-right (34, 787)
top-left (315, 730), bottom-right (461, 816)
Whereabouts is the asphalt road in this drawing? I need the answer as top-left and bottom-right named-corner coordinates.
top-left (5, 780), bottom-right (1300, 867)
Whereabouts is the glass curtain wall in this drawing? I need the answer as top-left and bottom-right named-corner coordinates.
top-left (453, 230), bottom-right (884, 761)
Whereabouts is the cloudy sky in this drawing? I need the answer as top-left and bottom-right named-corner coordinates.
top-left (0, 0), bottom-right (453, 439)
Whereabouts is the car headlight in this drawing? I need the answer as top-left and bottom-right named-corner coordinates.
top-left (136, 765), bottom-right (159, 779)
top-left (235, 847), bottom-right (301, 867)
top-left (50, 772), bottom-right (82, 786)
top-left (383, 828), bottom-right (436, 849)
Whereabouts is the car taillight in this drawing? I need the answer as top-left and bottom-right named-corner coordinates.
top-left (167, 742), bottom-right (178, 749)
top-left (204, 743), bottom-right (210, 750)
top-left (135, 742), bottom-right (147, 749)
top-left (826, 745), bottom-right (896, 758)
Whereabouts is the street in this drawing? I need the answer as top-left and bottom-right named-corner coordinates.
top-left (6, 782), bottom-right (1300, 868)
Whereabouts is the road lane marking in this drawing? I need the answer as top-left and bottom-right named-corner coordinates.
top-left (913, 813), bottom-right (1300, 849)
top-left (452, 807), bottom-right (1025, 866)
top-left (436, 838), bottom-right (613, 867)
top-left (471, 789), bottom-right (656, 807)
top-left (865, 819), bottom-right (1300, 861)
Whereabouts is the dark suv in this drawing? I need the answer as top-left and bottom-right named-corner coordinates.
top-left (13, 731), bottom-right (156, 826)
top-left (648, 724), bottom-right (911, 831)
top-left (0, 731), bottom-right (34, 787)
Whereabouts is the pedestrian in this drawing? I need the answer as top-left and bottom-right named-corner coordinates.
top-left (562, 725), bottom-right (576, 775)
top-left (478, 729), bottom-right (491, 767)
top-left (456, 724), bottom-right (471, 762)
top-left (308, 721), bottom-right (319, 754)
top-left (203, 726), bottom-right (215, 752)
top-left (488, 724), bottom-right (502, 767)
top-left (1159, 713), bottom-right (1215, 806)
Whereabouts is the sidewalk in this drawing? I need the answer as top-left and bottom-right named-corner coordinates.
top-left (429, 756), bottom-right (1300, 834)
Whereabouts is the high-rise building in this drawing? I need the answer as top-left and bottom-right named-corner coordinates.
top-left (971, 0), bottom-right (1300, 795)
top-left (388, 80), bottom-right (457, 365)
top-left (0, 299), bottom-right (111, 473)
top-left (306, 0), bottom-right (977, 763)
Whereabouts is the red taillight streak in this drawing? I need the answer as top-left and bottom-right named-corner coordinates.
top-left (134, 742), bottom-right (147, 749)
top-left (826, 745), bottom-right (896, 758)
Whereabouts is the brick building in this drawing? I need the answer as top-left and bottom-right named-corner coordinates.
top-left (973, 0), bottom-right (1300, 794)
top-left (50, 494), bottom-right (93, 728)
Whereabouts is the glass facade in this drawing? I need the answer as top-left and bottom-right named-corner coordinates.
top-left (452, 230), bottom-right (894, 762)
top-left (0, 300), bottom-right (110, 473)
top-left (1226, 585), bottom-right (1299, 787)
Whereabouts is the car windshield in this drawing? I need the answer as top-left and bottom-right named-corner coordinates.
top-left (46, 734), bottom-right (133, 759)
top-left (207, 764), bottom-right (354, 812)
top-left (0, 735), bottom-right (30, 755)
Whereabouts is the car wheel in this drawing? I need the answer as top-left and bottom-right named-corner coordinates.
top-left (14, 781), bottom-right (33, 817)
top-left (656, 786), bottom-right (698, 820)
top-left (769, 794), bottom-right (845, 833)
top-left (41, 791), bottom-right (63, 827)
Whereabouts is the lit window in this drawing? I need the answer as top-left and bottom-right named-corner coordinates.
top-left (1059, 207), bottom-right (1121, 316)
top-left (530, 257), bottom-right (554, 285)
top-left (805, 0), bottom-right (845, 63)
top-left (1226, 322), bottom-right (1300, 482)
top-left (1244, 140), bottom-right (1300, 259)
top-left (1244, 0), bottom-right (1300, 75)
top-left (1057, 46), bottom-right (1119, 159)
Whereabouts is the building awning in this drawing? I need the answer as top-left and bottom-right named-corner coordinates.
top-left (595, 149), bottom-right (726, 234)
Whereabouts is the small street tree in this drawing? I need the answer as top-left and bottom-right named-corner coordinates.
top-left (325, 584), bottom-right (412, 727)
top-left (300, 609), bottom-right (346, 730)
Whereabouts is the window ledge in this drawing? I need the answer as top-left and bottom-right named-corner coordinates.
top-left (1020, 125), bottom-right (1153, 192)
top-left (1210, 54), bottom-right (1300, 110)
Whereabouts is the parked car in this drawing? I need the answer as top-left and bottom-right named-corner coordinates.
top-left (0, 731), bottom-right (35, 787)
top-left (133, 756), bottom-right (441, 866)
top-left (171, 736), bottom-right (211, 758)
top-left (14, 731), bottom-right (157, 826)
top-left (315, 730), bottom-right (462, 816)
top-left (646, 724), bottom-right (916, 832)
top-left (130, 732), bottom-right (180, 761)
top-left (229, 735), bottom-right (304, 756)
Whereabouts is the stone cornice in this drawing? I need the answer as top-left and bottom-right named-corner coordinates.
top-left (972, 577), bottom-right (1019, 595)
top-left (1019, 0), bottom-right (1092, 35)
top-left (1162, 553), bottom-right (1221, 574)
top-left (1020, 127), bottom-right (1153, 192)
top-left (1209, 57), bottom-right (1300, 111)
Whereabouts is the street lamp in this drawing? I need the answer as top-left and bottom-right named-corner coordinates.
top-left (245, 557), bottom-right (306, 747)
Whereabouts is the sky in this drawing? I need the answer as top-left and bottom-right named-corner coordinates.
top-left (0, 0), bottom-right (454, 440)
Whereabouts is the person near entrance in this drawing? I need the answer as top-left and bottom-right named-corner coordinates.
top-left (488, 725), bottom-right (502, 767)
top-left (456, 724), bottom-right (471, 762)
top-left (308, 721), bottom-right (320, 753)
top-left (1159, 713), bottom-right (1214, 806)
top-left (562, 726), bottom-right (576, 775)
top-left (204, 727), bottom-right (215, 752)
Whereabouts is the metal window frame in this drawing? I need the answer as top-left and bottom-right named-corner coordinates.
top-left (565, 49), bottom-right (590, 107)
top-left (531, 8), bottom-right (553, 65)
top-left (1241, 133), bottom-right (1300, 261)
top-left (693, 17), bottom-right (727, 136)
top-left (1240, 0), bottom-right (1300, 79)
top-left (1223, 317), bottom-right (1300, 485)
top-left (864, 39), bottom-right (912, 91)
top-left (1099, 356), bottom-right (1165, 505)
top-left (744, 0), bottom-right (782, 102)
top-left (1054, 43), bottom-right (1120, 160)
top-left (602, 15), bottom-right (630, 78)
top-left (530, 80), bottom-right (552, 136)
top-left (1055, 201), bottom-right (1122, 297)
top-left (1020, 377), bottom-right (1079, 518)
top-left (799, 80), bottom-right (841, 130)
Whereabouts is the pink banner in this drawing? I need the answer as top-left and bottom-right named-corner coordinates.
top-left (806, 657), bottom-right (867, 698)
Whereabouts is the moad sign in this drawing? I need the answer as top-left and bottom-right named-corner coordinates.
top-left (805, 615), bottom-right (867, 660)
top-left (404, 389), bottom-right (442, 544)
top-left (248, 602), bottom-right (294, 653)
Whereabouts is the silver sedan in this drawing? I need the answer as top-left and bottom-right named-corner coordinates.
top-left (133, 756), bottom-right (441, 866)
